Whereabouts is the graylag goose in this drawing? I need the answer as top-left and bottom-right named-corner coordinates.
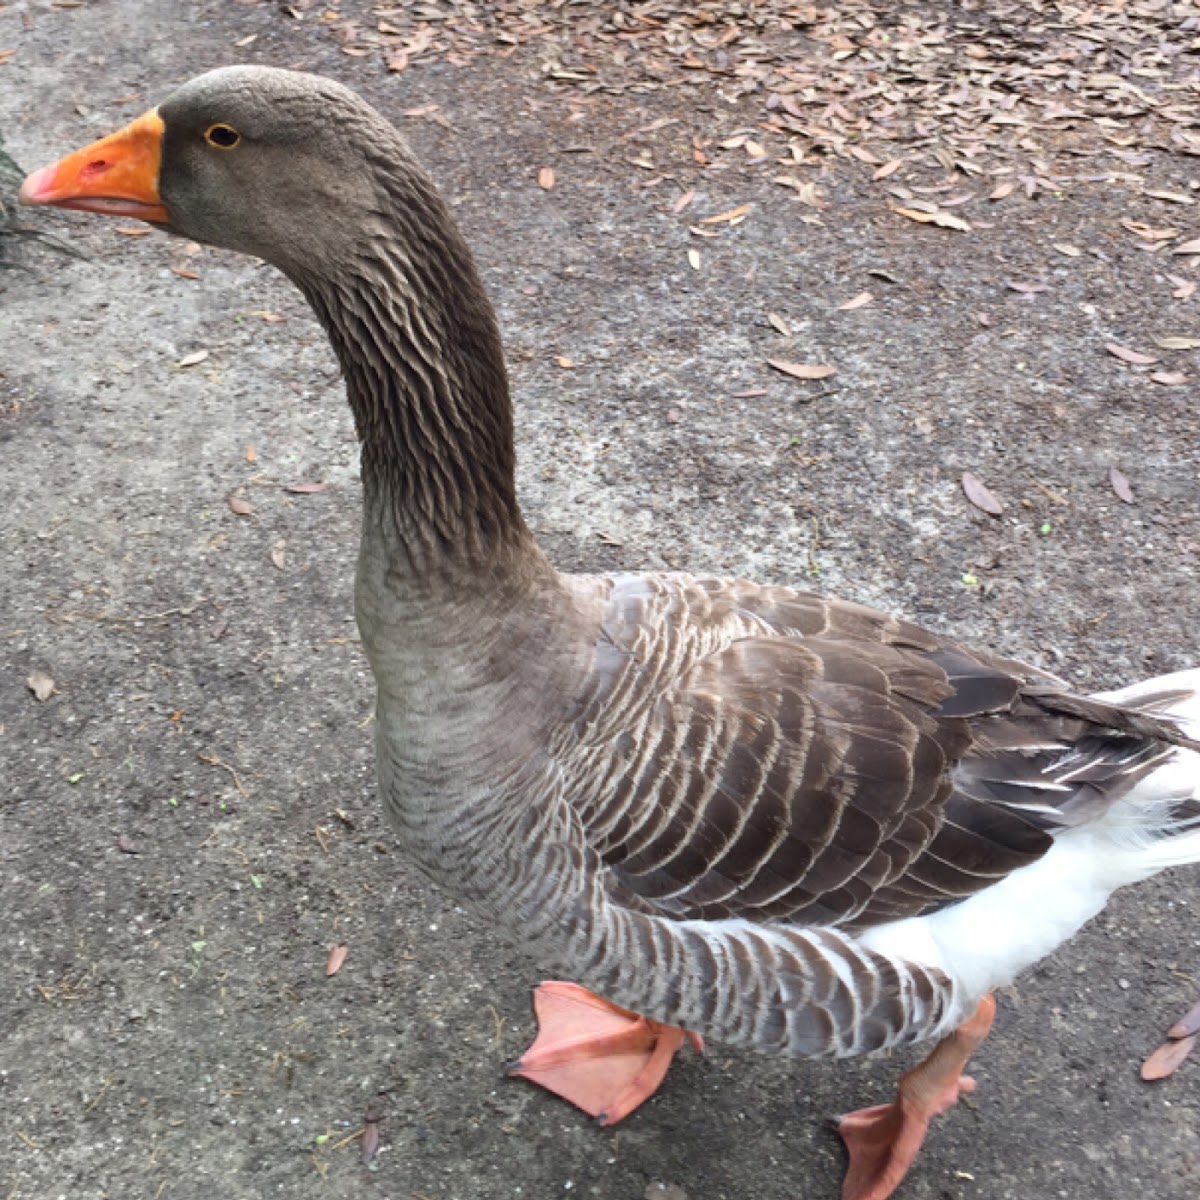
top-left (21, 67), bottom-right (1200, 1200)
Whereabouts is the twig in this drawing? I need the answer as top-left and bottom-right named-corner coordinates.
top-left (198, 754), bottom-right (249, 799)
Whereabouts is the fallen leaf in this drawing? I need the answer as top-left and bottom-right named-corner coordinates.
top-left (894, 206), bottom-right (971, 232)
top-left (989, 181), bottom-right (1016, 201)
top-left (1145, 190), bottom-right (1194, 206)
top-left (555, 355), bottom-right (574, 369)
top-left (1167, 275), bottom-right (1196, 302)
top-left (117, 834), bottom-right (141, 855)
top-left (766, 359), bottom-right (836, 381)
top-left (1120, 219), bottom-right (1179, 242)
top-left (177, 349), bottom-right (210, 368)
top-left (244, 445), bottom-right (257, 463)
top-left (1151, 371), bottom-right (1188, 385)
top-left (325, 944), bottom-right (349, 977)
top-left (1172, 238), bottom-right (1200, 255)
top-left (170, 265), bottom-right (200, 280)
top-left (644, 1185), bottom-right (689, 1200)
top-left (283, 481), bottom-right (331, 494)
top-left (961, 472), bottom-right (1004, 516)
top-left (772, 176), bottom-right (823, 207)
top-left (873, 159), bottom-right (904, 181)
top-left (687, 248), bottom-right (701, 271)
top-left (227, 494), bottom-right (254, 516)
top-left (1007, 281), bottom-right (1049, 294)
top-left (1141, 1034), bottom-right (1196, 1081)
top-left (672, 190), bottom-right (695, 214)
top-left (767, 312), bottom-right (791, 336)
top-left (838, 291), bottom-right (874, 311)
top-left (537, 166), bottom-right (555, 190)
top-left (360, 1114), bottom-right (381, 1165)
top-left (1052, 243), bottom-right (1082, 257)
top-left (1154, 336), bottom-right (1200, 350)
top-left (700, 203), bottom-right (752, 226)
top-left (270, 539), bottom-right (287, 570)
top-left (1168, 998), bottom-right (1200, 1040)
top-left (1109, 466), bottom-right (1135, 504)
top-left (114, 226), bottom-right (152, 237)
top-left (27, 670), bottom-right (56, 702)
top-left (1105, 342), bottom-right (1158, 366)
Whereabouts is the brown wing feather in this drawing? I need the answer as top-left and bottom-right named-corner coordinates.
top-left (567, 574), bottom-right (1186, 933)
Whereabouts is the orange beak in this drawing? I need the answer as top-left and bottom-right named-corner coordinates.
top-left (18, 109), bottom-right (169, 224)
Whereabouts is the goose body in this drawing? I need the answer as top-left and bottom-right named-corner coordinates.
top-left (21, 66), bottom-right (1200, 1198)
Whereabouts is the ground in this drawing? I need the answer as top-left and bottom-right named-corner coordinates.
top-left (1, 2), bottom-right (1198, 1199)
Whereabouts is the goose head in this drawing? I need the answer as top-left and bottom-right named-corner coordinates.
top-left (20, 65), bottom-right (431, 282)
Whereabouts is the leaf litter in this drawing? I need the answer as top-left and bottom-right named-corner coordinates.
top-left (321, 1), bottom-right (1200, 210)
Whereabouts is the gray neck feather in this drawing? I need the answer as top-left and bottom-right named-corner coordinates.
top-left (291, 158), bottom-right (533, 577)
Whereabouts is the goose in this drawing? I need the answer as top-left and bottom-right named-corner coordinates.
top-left (20, 66), bottom-right (1200, 1200)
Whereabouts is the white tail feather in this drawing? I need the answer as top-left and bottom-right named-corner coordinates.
top-left (858, 666), bottom-right (1200, 1016)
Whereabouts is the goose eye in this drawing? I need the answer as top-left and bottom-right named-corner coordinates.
top-left (204, 124), bottom-right (241, 150)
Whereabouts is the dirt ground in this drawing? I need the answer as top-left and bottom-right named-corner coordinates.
top-left (2, 2), bottom-right (1198, 1198)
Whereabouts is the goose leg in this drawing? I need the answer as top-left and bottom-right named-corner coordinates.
top-left (836, 994), bottom-right (996, 1200)
top-left (507, 980), bottom-right (703, 1126)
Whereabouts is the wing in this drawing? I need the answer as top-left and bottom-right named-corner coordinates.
top-left (560, 574), bottom-right (1188, 932)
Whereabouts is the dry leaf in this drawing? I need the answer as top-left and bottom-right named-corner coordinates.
top-left (700, 203), bottom-right (752, 226)
top-left (27, 670), bottom-right (56, 702)
top-left (170, 265), bottom-right (200, 280)
top-left (839, 291), bottom-right (874, 311)
top-left (555, 355), bottom-right (574, 369)
top-left (894, 206), bottom-right (971, 232)
top-left (767, 312), bottom-right (791, 336)
top-left (766, 359), bottom-right (836, 381)
top-left (672, 190), bottom-right (695, 214)
top-left (325, 944), bottom-right (349, 977)
top-left (227, 494), bottom-right (254, 516)
top-left (114, 226), bottom-right (152, 237)
top-left (1120, 219), bottom-right (1179, 242)
top-left (773, 176), bottom-right (823, 207)
top-left (644, 1185), bottom-right (689, 1200)
top-left (1145, 190), bottom-right (1194, 206)
top-left (1007, 281), bottom-right (1049, 294)
top-left (961, 472), bottom-right (1004, 516)
top-left (244, 445), bottom-right (257, 464)
top-left (1168, 999), bottom-right (1200, 1041)
top-left (1151, 371), bottom-right (1188, 386)
top-left (873, 159), bottom-right (904, 181)
top-left (1052, 243), bottom-right (1082, 257)
top-left (270, 539), bottom-right (287, 570)
top-left (1172, 238), bottom-right (1200, 255)
top-left (1109, 466), bottom-right (1135, 504)
top-left (361, 1115), bottom-right (381, 1165)
top-left (1167, 275), bottom-right (1196, 301)
top-left (177, 349), bottom-right (210, 368)
top-left (989, 181), bottom-right (1016, 201)
top-left (1141, 1035), bottom-right (1196, 1081)
top-left (283, 482), bottom-right (331, 494)
top-left (116, 834), bottom-right (141, 855)
top-left (537, 166), bottom-right (555, 190)
top-left (1105, 343), bottom-right (1158, 365)
top-left (1154, 336), bottom-right (1200, 350)
top-left (687, 248), bottom-right (701, 271)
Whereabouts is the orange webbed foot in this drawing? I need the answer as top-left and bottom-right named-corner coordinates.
top-left (507, 981), bottom-right (702, 1126)
top-left (837, 995), bottom-right (996, 1200)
